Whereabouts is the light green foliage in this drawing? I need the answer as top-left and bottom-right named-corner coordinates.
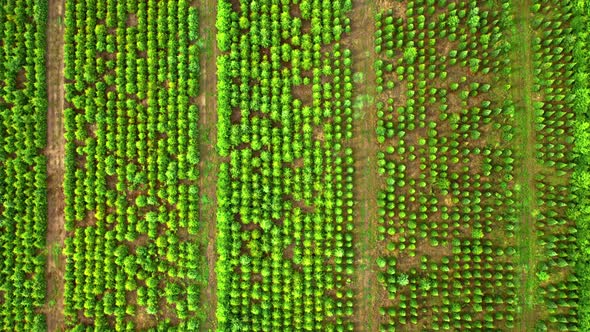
top-left (216, 0), bottom-right (355, 330)
top-left (62, 0), bottom-right (204, 330)
top-left (0, 1), bottom-right (48, 330)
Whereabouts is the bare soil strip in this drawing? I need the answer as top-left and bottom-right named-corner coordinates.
top-left (197, 0), bottom-right (220, 329)
top-left (511, 0), bottom-right (538, 330)
top-left (44, 0), bottom-right (66, 331)
top-left (348, 1), bottom-right (381, 330)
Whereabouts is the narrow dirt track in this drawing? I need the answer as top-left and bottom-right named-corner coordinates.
top-left (44, 0), bottom-right (66, 331)
top-left (197, 0), bottom-right (220, 329)
top-left (348, 0), bottom-right (381, 330)
top-left (511, 0), bottom-right (538, 330)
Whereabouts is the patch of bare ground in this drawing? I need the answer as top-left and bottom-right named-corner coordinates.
top-left (382, 71), bottom-right (407, 109)
top-left (292, 84), bottom-right (312, 106)
top-left (230, 106), bottom-right (242, 122)
top-left (157, 294), bottom-right (181, 327)
top-left (125, 289), bottom-right (157, 330)
top-left (44, 0), bottom-right (66, 330)
top-left (16, 68), bottom-right (26, 90)
top-left (127, 234), bottom-right (149, 254)
top-left (289, 196), bottom-right (314, 214)
top-left (197, 0), bottom-right (220, 329)
top-left (283, 243), bottom-right (295, 260)
top-left (76, 311), bottom-right (94, 327)
top-left (376, 0), bottom-right (406, 18)
top-left (415, 238), bottom-right (453, 262)
top-left (134, 304), bottom-right (158, 331)
top-left (126, 13), bottom-right (138, 27)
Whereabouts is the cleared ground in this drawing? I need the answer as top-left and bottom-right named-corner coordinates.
top-left (44, 0), bottom-right (66, 330)
top-left (348, 0), bottom-right (381, 330)
top-left (197, 0), bottom-right (220, 329)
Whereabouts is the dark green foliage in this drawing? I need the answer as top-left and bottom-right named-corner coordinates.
top-left (569, 1), bottom-right (590, 330)
top-left (374, 0), bottom-right (520, 330)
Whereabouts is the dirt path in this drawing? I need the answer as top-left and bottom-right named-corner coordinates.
top-left (197, 0), bottom-right (220, 329)
top-left (44, 0), bottom-right (66, 331)
top-left (348, 1), bottom-right (381, 331)
top-left (511, 0), bottom-right (538, 330)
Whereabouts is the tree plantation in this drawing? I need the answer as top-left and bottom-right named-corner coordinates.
top-left (0, 0), bottom-right (589, 331)
top-left (62, 0), bottom-right (204, 330)
top-left (0, 0), bottom-right (48, 330)
top-left (216, 0), bottom-right (355, 330)
top-left (374, 1), bottom-right (519, 329)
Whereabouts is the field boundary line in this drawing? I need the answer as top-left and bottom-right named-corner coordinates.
top-left (511, 0), bottom-right (538, 330)
top-left (44, 0), bottom-right (66, 330)
top-left (197, 0), bottom-right (220, 329)
top-left (349, 0), bottom-right (381, 330)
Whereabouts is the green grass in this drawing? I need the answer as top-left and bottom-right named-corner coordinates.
top-left (52, 242), bottom-right (61, 266)
top-left (201, 194), bottom-right (211, 206)
top-left (353, 94), bottom-right (374, 112)
top-left (511, 0), bottom-right (542, 327)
